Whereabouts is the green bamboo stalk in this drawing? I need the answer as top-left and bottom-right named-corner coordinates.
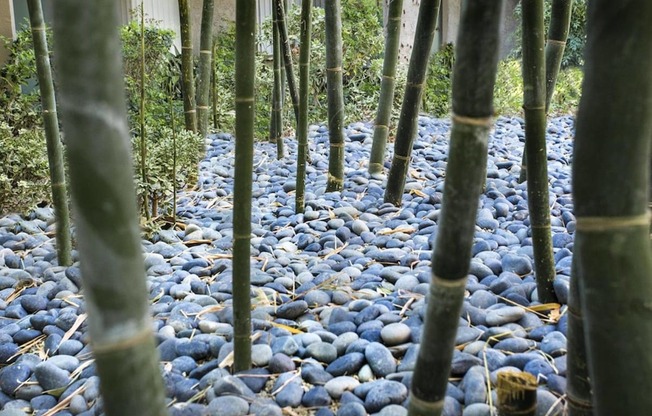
top-left (270, 8), bottom-right (284, 158)
top-left (384, 0), bottom-right (441, 206)
top-left (295, 0), bottom-right (312, 213)
top-left (212, 36), bottom-right (219, 130)
top-left (544, 0), bottom-right (573, 111)
top-left (178, 0), bottom-right (197, 132)
top-left (368, 0), bottom-right (403, 176)
top-left (572, 1), bottom-right (652, 414)
top-left (274, 0), bottom-right (300, 125)
top-left (519, 0), bottom-right (573, 182)
top-left (197, 0), bottom-right (214, 137)
top-left (521, 0), bottom-right (557, 304)
top-left (233, 0), bottom-right (255, 373)
top-left (407, 2), bottom-right (503, 415)
top-left (139, 3), bottom-right (150, 220)
top-left (496, 371), bottom-right (537, 416)
top-left (26, 0), bottom-right (72, 267)
top-left (566, 258), bottom-right (593, 416)
top-left (52, 2), bottom-right (167, 415)
top-left (324, 0), bottom-right (345, 192)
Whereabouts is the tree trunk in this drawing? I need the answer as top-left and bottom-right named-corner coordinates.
top-left (52, 2), bottom-right (167, 415)
top-left (324, 0), bottom-right (345, 192)
top-left (270, 7), bottom-right (284, 158)
top-left (295, 0), bottom-right (312, 213)
top-left (368, 0), bottom-right (403, 177)
top-left (573, 1), bottom-right (652, 414)
top-left (178, 0), bottom-right (197, 132)
top-left (26, 0), bottom-right (72, 267)
top-left (384, 0), bottom-right (441, 206)
top-left (197, 0), bottom-right (215, 137)
top-left (407, 2), bottom-right (503, 415)
top-left (566, 259), bottom-right (594, 416)
top-left (274, 0), bottom-right (300, 125)
top-left (233, 0), bottom-right (256, 373)
top-left (521, 0), bottom-right (557, 304)
top-left (519, 0), bottom-right (573, 182)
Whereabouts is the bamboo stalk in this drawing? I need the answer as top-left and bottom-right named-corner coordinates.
top-left (566, 258), bottom-right (593, 416)
top-left (295, 0), bottom-right (312, 213)
top-left (139, 3), bottom-right (150, 220)
top-left (324, 0), bottom-right (345, 192)
top-left (519, 0), bottom-right (573, 182)
top-left (26, 0), bottom-right (72, 266)
top-left (52, 1), bottom-right (167, 414)
top-left (521, 0), bottom-right (557, 304)
top-left (270, 7), bottom-right (284, 158)
top-left (368, 0), bottom-right (403, 177)
top-left (197, 0), bottom-right (215, 138)
top-left (178, 0), bottom-right (197, 132)
top-left (384, 0), bottom-right (442, 206)
top-left (212, 36), bottom-right (219, 130)
top-left (407, 2), bottom-right (504, 415)
top-left (233, 0), bottom-right (256, 373)
top-left (274, 0), bottom-right (300, 125)
top-left (572, 1), bottom-right (652, 414)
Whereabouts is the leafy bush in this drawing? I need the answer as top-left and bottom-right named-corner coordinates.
top-left (422, 43), bottom-right (455, 117)
top-left (510, 0), bottom-right (587, 68)
top-left (120, 17), bottom-right (202, 217)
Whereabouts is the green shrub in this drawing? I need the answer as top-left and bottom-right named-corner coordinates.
top-left (120, 17), bottom-right (202, 216)
top-left (510, 0), bottom-right (587, 68)
top-left (422, 43), bottom-right (455, 118)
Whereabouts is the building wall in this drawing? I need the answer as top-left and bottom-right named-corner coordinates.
top-left (0, 0), bottom-right (14, 64)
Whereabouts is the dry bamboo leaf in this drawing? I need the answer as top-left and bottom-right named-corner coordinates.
top-left (57, 313), bottom-right (87, 352)
top-left (185, 239), bottom-right (213, 247)
top-left (269, 322), bottom-right (304, 334)
top-left (42, 384), bottom-right (86, 415)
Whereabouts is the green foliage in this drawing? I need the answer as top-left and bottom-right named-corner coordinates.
top-left (510, 0), bottom-right (587, 68)
top-left (120, 18), bottom-right (202, 216)
top-left (422, 43), bottom-right (455, 117)
top-left (0, 23), bottom-right (51, 214)
top-left (0, 123), bottom-right (49, 214)
top-left (492, 59), bottom-right (583, 116)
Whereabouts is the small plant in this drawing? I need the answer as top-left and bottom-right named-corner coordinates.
top-left (422, 43), bottom-right (455, 117)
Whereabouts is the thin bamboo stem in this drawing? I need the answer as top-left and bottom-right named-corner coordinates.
top-left (178, 0), bottom-right (197, 132)
top-left (295, 0), bottom-right (312, 213)
top-left (197, 0), bottom-right (215, 137)
top-left (274, 0), bottom-right (300, 125)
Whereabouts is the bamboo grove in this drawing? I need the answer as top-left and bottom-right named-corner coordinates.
top-left (4, 0), bottom-right (648, 414)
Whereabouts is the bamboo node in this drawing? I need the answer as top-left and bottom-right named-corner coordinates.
top-left (235, 97), bottom-right (256, 103)
top-left (408, 392), bottom-right (445, 411)
top-left (523, 105), bottom-right (546, 111)
top-left (91, 326), bottom-right (152, 354)
top-left (374, 124), bottom-right (389, 129)
top-left (452, 113), bottom-right (494, 128)
top-left (394, 154), bottom-right (410, 162)
top-left (199, 50), bottom-right (212, 54)
top-left (433, 275), bottom-right (468, 288)
top-left (197, 105), bottom-right (209, 110)
top-left (327, 66), bottom-right (343, 71)
top-left (576, 213), bottom-right (650, 231)
top-left (330, 142), bottom-right (345, 148)
top-left (547, 39), bottom-right (567, 46)
top-left (381, 75), bottom-right (395, 81)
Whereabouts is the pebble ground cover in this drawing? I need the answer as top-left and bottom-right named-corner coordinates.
top-left (0, 115), bottom-right (575, 416)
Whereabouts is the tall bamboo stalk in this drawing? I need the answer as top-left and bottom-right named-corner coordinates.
top-left (26, 0), bottom-right (72, 267)
top-left (274, 0), bottom-right (300, 125)
top-left (566, 259), bottom-right (593, 416)
top-left (197, 0), bottom-right (214, 138)
top-left (368, 0), bottom-right (403, 176)
top-left (270, 7), bottom-right (284, 158)
top-left (384, 0), bottom-right (441, 206)
top-left (521, 0), bottom-right (557, 304)
top-left (324, 0), bottom-right (345, 192)
top-left (573, 1), bottom-right (652, 414)
top-left (544, 0), bottom-right (573, 110)
top-left (52, 2), bottom-right (167, 414)
top-left (233, 0), bottom-right (255, 373)
top-left (295, 0), bottom-right (312, 213)
top-left (178, 0), bottom-right (197, 132)
top-left (407, 2), bottom-right (503, 415)
top-left (212, 36), bottom-right (219, 130)
top-left (139, 4), bottom-right (150, 220)
top-left (519, 0), bottom-right (573, 182)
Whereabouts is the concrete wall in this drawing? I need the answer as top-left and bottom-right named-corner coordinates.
top-left (0, 0), bottom-right (14, 64)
